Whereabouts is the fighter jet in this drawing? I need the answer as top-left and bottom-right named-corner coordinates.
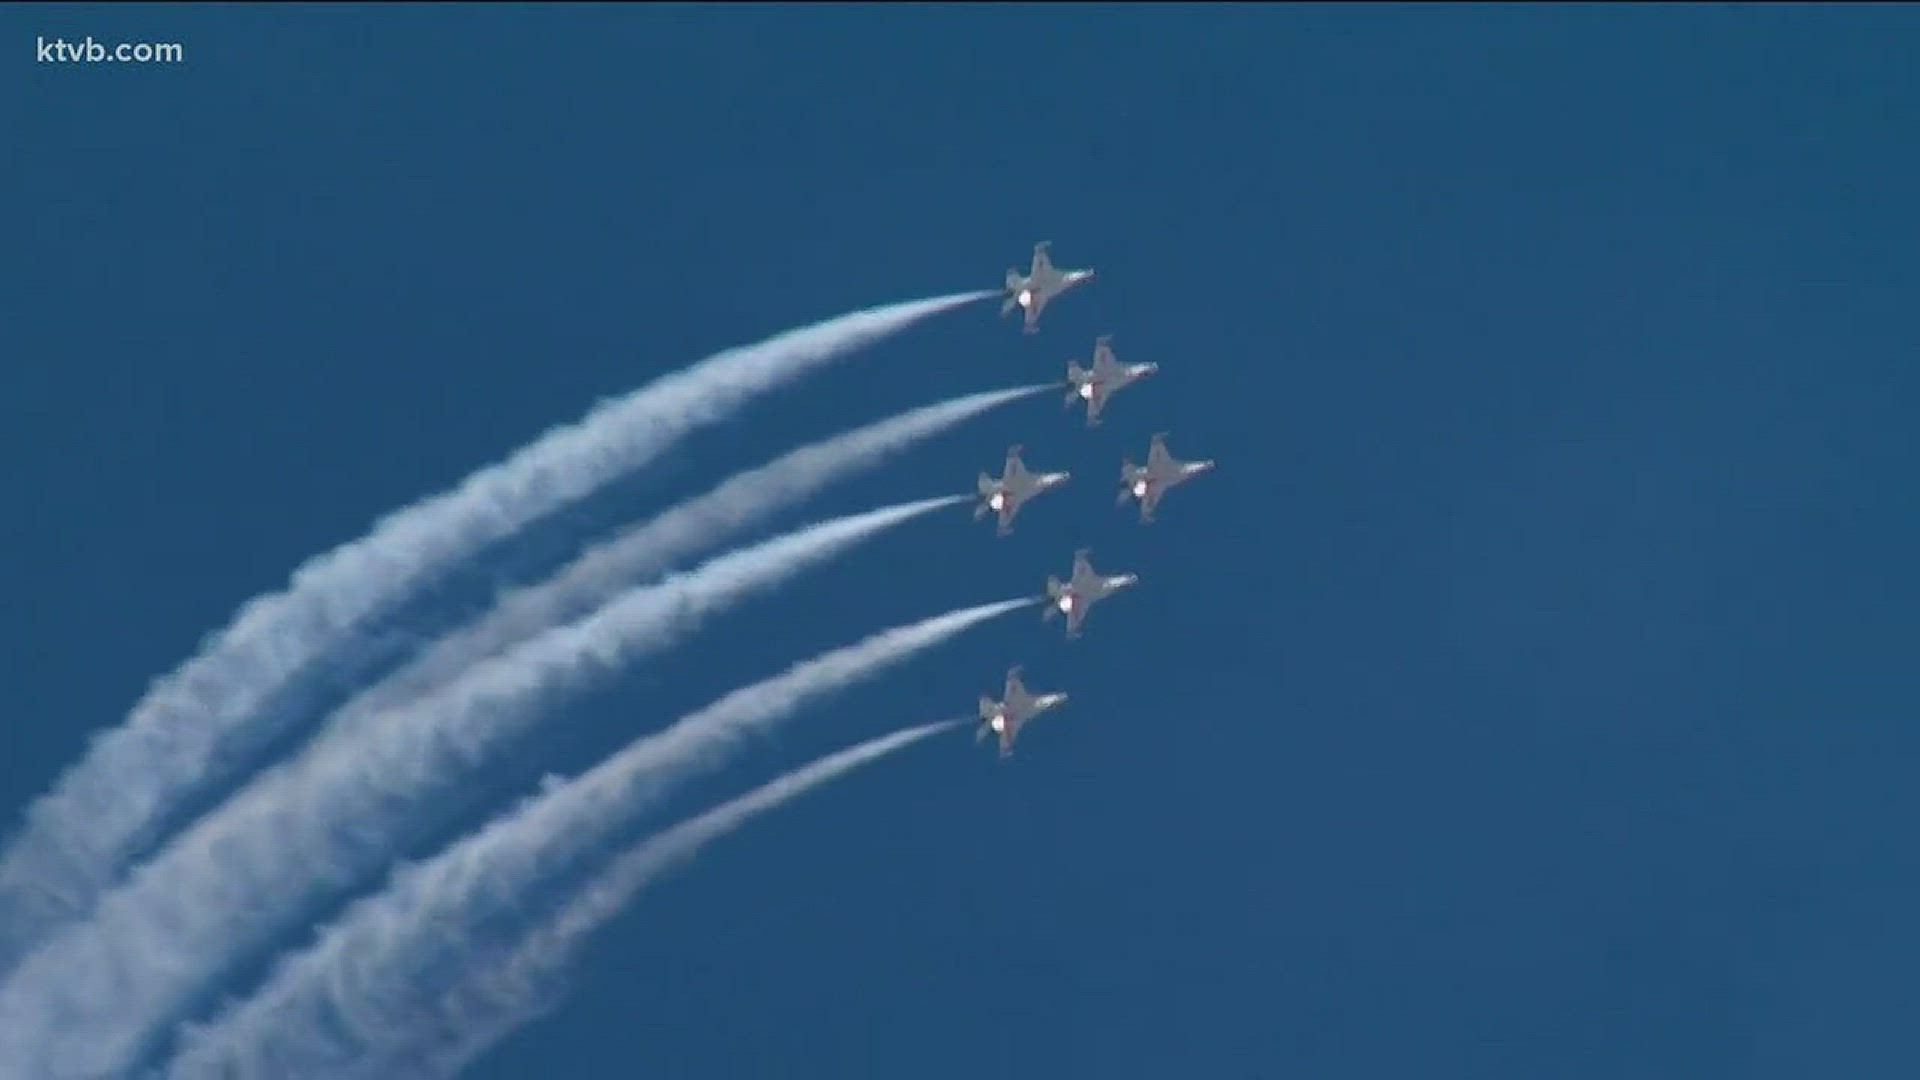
top-left (975, 664), bottom-right (1070, 759)
top-left (1064, 334), bottom-right (1159, 427)
top-left (1044, 548), bottom-right (1139, 639)
top-left (974, 444), bottom-right (1071, 536)
top-left (1119, 432), bottom-right (1216, 524)
top-left (1001, 241), bottom-right (1094, 334)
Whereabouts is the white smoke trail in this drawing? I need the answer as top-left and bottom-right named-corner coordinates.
top-left (167, 722), bottom-right (963, 1080)
top-left (0, 499), bottom-right (971, 1080)
top-left (166, 603), bottom-right (1021, 1079)
top-left (320, 383), bottom-right (1048, 742)
top-left (0, 291), bottom-right (990, 962)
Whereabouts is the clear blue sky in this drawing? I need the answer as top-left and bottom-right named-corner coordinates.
top-left (5, 5), bottom-right (1918, 1078)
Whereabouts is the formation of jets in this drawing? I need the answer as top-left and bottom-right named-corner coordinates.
top-left (971, 241), bottom-right (1217, 759)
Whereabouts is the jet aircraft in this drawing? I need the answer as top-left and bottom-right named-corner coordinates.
top-left (1044, 548), bottom-right (1139, 639)
top-left (1065, 334), bottom-right (1159, 426)
top-left (975, 444), bottom-right (1071, 536)
top-left (1119, 432), bottom-right (1216, 523)
top-left (1001, 241), bottom-right (1094, 334)
top-left (976, 664), bottom-right (1070, 759)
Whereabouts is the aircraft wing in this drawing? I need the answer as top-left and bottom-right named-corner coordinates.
top-left (1024, 295), bottom-right (1047, 332)
top-left (1031, 242), bottom-right (1054, 278)
top-left (1064, 601), bottom-right (1087, 637)
top-left (1147, 434), bottom-right (1174, 472)
top-left (998, 720), bottom-right (1021, 757)
top-left (1003, 667), bottom-right (1028, 701)
top-left (1091, 336), bottom-right (1118, 374)
top-left (1084, 385), bottom-right (1109, 424)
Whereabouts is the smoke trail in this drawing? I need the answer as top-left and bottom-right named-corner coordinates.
top-left (0, 291), bottom-right (990, 963)
top-left (0, 499), bottom-right (973, 1080)
top-left (320, 383), bottom-right (1049, 742)
top-left (166, 720), bottom-right (962, 1080)
top-left (166, 601), bottom-right (1022, 1080)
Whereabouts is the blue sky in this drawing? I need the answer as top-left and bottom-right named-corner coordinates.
top-left (4, 5), bottom-right (1918, 1078)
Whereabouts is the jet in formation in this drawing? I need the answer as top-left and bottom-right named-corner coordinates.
top-left (1064, 334), bottom-right (1159, 427)
top-left (975, 664), bottom-right (1070, 759)
top-left (975, 444), bottom-right (1072, 536)
top-left (1044, 548), bottom-right (1139, 639)
top-left (1002, 241), bottom-right (1094, 334)
top-left (1119, 432), bottom-right (1216, 524)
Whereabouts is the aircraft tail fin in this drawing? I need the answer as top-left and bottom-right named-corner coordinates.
top-left (1005, 268), bottom-right (1023, 290)
top-left (1042, 576), bottom-right (1063, 618)
top-left (978, 696), bottom-right (999, 723)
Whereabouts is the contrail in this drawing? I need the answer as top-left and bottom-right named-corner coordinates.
top-left (164, 599), bottom-right (1021, 1080)
top-left (318, 383), bottom-right (1049, 743)
top-left (164, 720), bottom-right (963, 1080)
top-left (0, 500), bottom-right (978, 1080)
top-left (0, 291), bottom-right (991, 964)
